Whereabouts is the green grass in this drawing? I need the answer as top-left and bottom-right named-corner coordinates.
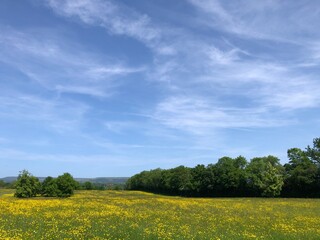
top-left (0, 189), bottom-right (14, 197)
top-left (0, 189), bottom-right (320, 239)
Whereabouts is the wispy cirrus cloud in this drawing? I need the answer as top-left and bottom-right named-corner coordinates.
top-left (307, 42), bottom-right (320, 63)
top-left (45, 0), bottom-right (177, 55)
top-left (0, 27), bottom-right (144, 98)
top-left (187, 0), bottom-right (246, 35)
top-left (187, 0), bottom-right (320, 43)
top-left (54, 85), bottom-right (109, 98)
top-left (153, 95), bottom-right (291, 135)
top-left (0, 92), bottom-right (89, 133)
top-left (43, 0), bottom-right (320, 134)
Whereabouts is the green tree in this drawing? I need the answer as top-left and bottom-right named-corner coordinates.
top-left (55, 173), bottom-right (77, 197)
top-left (214, 156), bottom-right (248, 196)
top-left (304, 138), bottom-right (320, 196)
top-left (146, 168), bottom-right (163, 191)
top-left (283, 148), bottom-right (318, 197)
top-left (247, 156), bottom-right (284, 197)
top-left (205, 164), bottom-right (216, 195)
top-left (41, 176), bottom-right (59, 197)
top-left (162, 166), bottom-right (193, 195)
top-left (14, 170), bottom-right (41, 198)
top-left (83, 181), bottom-right (94, 190)
top-left (125, 171), bottom-right (149, 190)
top-left (260, 162), bottom-right (284, 197)
top-left (190, 164), bottom-right (207, 195)
top-left (306, 138), bottom-right (320, 164)
top-left (0, 180), bottom-right (7, 188)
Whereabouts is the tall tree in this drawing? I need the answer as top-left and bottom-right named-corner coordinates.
top-left (165, 166), bottom-right (193, 195)
top-left (14, 170), bottom-right (41, 198)
top-left (55, 173), bottom-right (77, 197)
top-left (306, 138), bottom-right (320, 164)
top-left (41, 176), bottom-right (59, 197)
top-left (214, 156), bottom-right (247, 196)
top-left (283, 148), bottom-right (318, 197)
top-left (190, 164), bottom-right (208, 195)
top-left (247, 156), bottom-right (284, 197)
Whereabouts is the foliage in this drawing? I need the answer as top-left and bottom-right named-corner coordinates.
top-left (14, 170), bottom-right (41, 198)
top-left (41, 176), bottom-right (59, 197)
top-left (127, 155), bottom-right (284, 197)
top-left (164, 166), bottom-right (193, 195)
top-left (127, 137), bottom-right (320, 198)
top-left (14, 171), bottom-right (77, 198)
top-left (283, 148), bottom-right (318, 197)
top-left (214, 156), bottom-right (247, 196)
top-left (246, 156), bottom-right (284, 197)
top-left (55, 173), bottom-right (77, 197)
top-left (305, 137), bottom-right (320, 164)
top-left (190, 164), bottom-right (213, 195)
top-left (0, 180), bottom-right (13, 189)
top-left (83, 181), bottom-right (94, 190)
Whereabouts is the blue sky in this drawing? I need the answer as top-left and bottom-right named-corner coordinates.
top-left (1, 0), bottom-right (320, 177)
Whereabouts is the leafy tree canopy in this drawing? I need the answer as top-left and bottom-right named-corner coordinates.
top-left (14, 170), bottom-right (41, 198)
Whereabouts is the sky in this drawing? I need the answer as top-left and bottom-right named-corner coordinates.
top-left (1, 0), bottom-right (320, 177)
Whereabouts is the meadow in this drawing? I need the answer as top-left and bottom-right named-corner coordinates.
top-left (0, 189), bottom-right (320, 239)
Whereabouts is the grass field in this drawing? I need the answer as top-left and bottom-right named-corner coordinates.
top-left (0, 190), bottom-right (320, 239)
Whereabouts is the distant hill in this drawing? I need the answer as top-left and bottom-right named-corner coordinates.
top-left (0, 176), bottom-right (129, 184)
top-left (76, 177), bottom-right (129, 184)
top-left (0, 177), bottom-right (17, 183)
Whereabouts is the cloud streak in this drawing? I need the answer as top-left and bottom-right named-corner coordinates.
top-left (0, 27), bottom-right (144, 98)
top-left (0, 92), bottom-right (89, 133)
top-left (153, 95), bottom-right (291, 135)
top-left (187, 0), bottom-right (320, 43)
top-left (45, 0), bottom-right (175, 55)
top-left (44, 0), bottom-right (320, 136)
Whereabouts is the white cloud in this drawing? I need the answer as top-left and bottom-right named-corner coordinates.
top-left (309, 42), bottom-right (320, 62)
top-left (0, 147), bottom-right (137, 166)
top-left (0, 92), bottom-right (89, 133)
top-left (103, 121), bottom-right (137, 134)
top-left (262, 77), bottom-right (320, 109)
top-left (153, 96), bottom-right (289, 135)
top-left (187, 0), bottom-right (257, 38)
top-left (148, 59), bottom-right (180, 84)
top-left (187, 0), bottom-right (242, 34)
top-left (42, 0), bottom-right (320, 126)
top-left (187, 0), bottom-right (320, 43)
top-left (55, 85), bottom-right (109, 98)
top-left (87, 66), bottom-right (145, 79)
top-left (0, 27), bottom-right (144, 98)
top-left (184, 46), bottom-right (320, 112)
top-left (45, 0), bottom-right (171, 54)
top-left (206, 46), bottom-right (244, 65)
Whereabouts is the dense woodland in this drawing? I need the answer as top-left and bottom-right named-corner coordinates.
top-left (126, 138), bottom-right (320, 197)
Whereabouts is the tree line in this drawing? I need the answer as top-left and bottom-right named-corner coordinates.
top-left (0, 180), bottom-right (14, 189)
top-left (14, 170), bottom-right (78, 198)
top-left (126, 138), bottom-right (320, 198)
top-left (80, 181), bottom-right (125, 190)
top-left (12, 171), bottom-right (125, 198)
